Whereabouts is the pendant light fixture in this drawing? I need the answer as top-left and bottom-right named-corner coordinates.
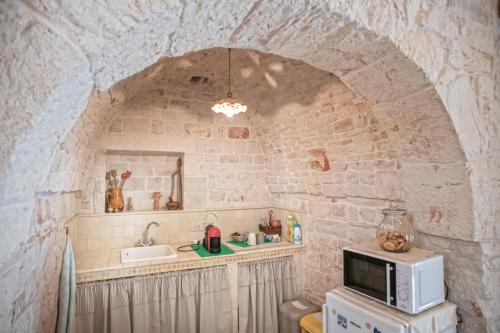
top-left (212, 48), bottom-right (247, 117)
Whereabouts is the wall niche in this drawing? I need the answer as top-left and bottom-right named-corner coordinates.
top-left (82, 150), bottom-right (184, 213)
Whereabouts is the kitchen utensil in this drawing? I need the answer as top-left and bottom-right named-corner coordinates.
top-left (268, 210), bottom-right (274, 224)
top-left (166, 197), bottom-right (181, 210)
top-left (247, 232), bottom-right (256, 246)
top-left (106, 188), bottom-right (124, 212)
top-left (167, 158), bottom-right (183, 210)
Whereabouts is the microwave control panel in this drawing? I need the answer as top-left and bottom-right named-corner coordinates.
top-left (395, 263), bottom-right (413, 312)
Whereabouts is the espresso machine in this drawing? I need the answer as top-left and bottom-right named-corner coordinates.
top-left (203, 224), bottom-right (221, 254)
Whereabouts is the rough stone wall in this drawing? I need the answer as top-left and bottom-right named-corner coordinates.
top-left (0, 57), bottom-right (117, 332)
top-left (40, 90), bottom-right (116, 194)
top-left (332, 4), bottom-right (500, 330)
top-left (0, 192), bottom-right (78, 332)
top-left (1, 1), bottom-right (498, 332)
top-left (0, 87), bottom-right (114, 331)
top-left (79, 54), bottom-right (270, 212)
top-left (85, 48), bottom-right (479, 330)
top-left (251, 82), bottom-right (471, 237)
top-left (247, 71), bottom-right (480, 331)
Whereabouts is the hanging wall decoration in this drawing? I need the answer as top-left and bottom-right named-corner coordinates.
top-left (166, 158), bottom-right (183, 210)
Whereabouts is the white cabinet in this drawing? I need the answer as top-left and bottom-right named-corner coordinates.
top-left (323, 287), bottom-right (457, 333)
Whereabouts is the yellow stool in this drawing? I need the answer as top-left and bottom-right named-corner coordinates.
top-left (300, 311), bottom-right (322, 333)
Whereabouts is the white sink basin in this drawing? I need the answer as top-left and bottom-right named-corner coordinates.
top-left (121, 244), bottom-right (178, 263)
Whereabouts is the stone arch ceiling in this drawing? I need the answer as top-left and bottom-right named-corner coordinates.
top-left (72, 47), bottom-right (472, 239)
top-left (67, 50), bottom-right (480, 324)
top-left (2, 1), bottom-right (498, 238)
top-left (1, 0), bottom-right (498, 331)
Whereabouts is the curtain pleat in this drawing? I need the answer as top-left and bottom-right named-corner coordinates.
top-left (238, 256), bottom-right (297, 333)
top-left (75, 266), bottom-right (232, 333)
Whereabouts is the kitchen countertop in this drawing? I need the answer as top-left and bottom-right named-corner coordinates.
top-left (75, 240), bottom-right (303, 283)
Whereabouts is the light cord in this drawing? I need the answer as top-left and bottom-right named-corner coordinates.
top-left (227, 48), bottom-right (232, 98)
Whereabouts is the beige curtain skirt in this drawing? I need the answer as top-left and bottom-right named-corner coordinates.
top-left (76, 266), bottom-right (232, 333)
top-left (238, 256), bottom-right (297, 333)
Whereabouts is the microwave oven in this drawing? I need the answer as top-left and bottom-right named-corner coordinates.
top-left (343, 243), bottom-right (445, 315)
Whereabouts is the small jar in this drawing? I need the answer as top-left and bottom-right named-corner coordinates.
top-left (376, 204), bottom-right (415, 252)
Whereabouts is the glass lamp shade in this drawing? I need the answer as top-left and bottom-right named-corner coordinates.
top-left (211, 98), bottom-right (247, 117)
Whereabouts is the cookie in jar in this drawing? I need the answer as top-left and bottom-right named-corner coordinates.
top-left (376, 203), bottom-right (415, 252)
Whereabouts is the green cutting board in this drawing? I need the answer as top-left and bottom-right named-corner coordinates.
top-left (227, 239), bottom-right (271, 248)
top-left (191, 243), bottom-right (235, 257)
top-left (227, 240), bottom-right (251, 247)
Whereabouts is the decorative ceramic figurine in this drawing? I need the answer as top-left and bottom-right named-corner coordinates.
top-left (126, 197), bottom-right (134, 211)
top-left (152, 192), bottom-right (161, 210)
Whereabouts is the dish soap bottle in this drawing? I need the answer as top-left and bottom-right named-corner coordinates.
top-left (293, 224), bottom-right (302, 245)
top-left (286, 214), bottom-right (298, 243)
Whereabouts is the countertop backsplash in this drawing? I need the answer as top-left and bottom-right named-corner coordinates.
top-left (69, 207), bottom-right (304, 257)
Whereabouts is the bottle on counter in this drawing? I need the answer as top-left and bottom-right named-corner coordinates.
top-left (286, 214), bottom-right (298, 243)
top-left (293, 224), bottom-right (302, 245)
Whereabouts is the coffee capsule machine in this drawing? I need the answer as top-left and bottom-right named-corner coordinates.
top-left (203, 224), bottom-right (221, 254)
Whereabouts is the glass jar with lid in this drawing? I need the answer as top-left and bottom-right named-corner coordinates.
top-left (376, 203), bottom-right (415, 252)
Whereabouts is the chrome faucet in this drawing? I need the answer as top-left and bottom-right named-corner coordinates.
top-left (136, 221), bottom-right (159, 247)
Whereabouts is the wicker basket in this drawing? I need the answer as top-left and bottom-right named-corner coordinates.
top-left (259, 224), bottom-right (282, 235)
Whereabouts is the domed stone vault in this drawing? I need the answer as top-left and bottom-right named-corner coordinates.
top-left (0, 1), bottom-right (498, 332)
top-left (68, 46), bottom-right (476, 324)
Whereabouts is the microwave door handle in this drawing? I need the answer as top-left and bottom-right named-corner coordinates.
top-left (386, 263), bottom-right (392, 305)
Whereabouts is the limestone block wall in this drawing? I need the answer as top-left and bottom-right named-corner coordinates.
top-left (1, 1), bottom-right (498, 332)
top-left (248, 74), bottom-right (477, 329)
top-left (78, 59), bottom-right (270, 212)
top-left (0, 192), bottom-right (78, 332)
top-left (0, 85), bottom-right (113, 331)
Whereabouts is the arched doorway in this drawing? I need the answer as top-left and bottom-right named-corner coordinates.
top-left (1, 1), bottom-right (497, 332)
